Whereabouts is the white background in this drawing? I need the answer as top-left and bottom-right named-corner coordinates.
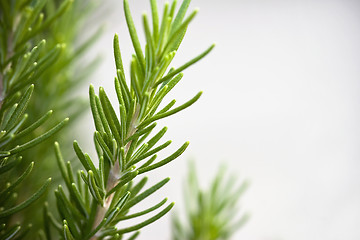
top-left (80, 0), bottom-right (360, 239)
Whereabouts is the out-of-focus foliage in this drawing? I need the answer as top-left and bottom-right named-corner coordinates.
top-left (0, 0), bottom-right (99, 238)
top-left (172, 163), bottom-right (249, 240)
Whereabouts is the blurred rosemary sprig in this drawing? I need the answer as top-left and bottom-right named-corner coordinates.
top-left (172, 163), bottom-right (250, 240)
top-left (0, 0), bottom-right (99, 238)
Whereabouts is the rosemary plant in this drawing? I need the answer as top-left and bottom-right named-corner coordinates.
top-left (49, 0), bottom-right (214, 239)
top-left (172, 163), bottom-right (250, 240)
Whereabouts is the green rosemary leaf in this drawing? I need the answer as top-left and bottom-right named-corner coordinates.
top-left (163, 9), bottom-right (198, 54)
top-left (145, 126), bottom-right (168, 149)
top-left (138, 91), bottom-right (202, 128)
top-left (88, 170), bottom-right (104, 206)
top-left (143, 13), bottom-right (155, 74)
top-left (89, 84), bottom-right (104, 132)
top-left (109, 188), bottom-right (126, 213)
top-left (123, 0), bottom-right (145, 74)
top-left (106, 191), bottom-right (130, 220)
top-left (116, 202), bottom-right (174, 234)
top-left (125, 138), bottom-right (139, 164)
top-left (57, 185), bottom-right (84, 222)
top-left (66, 161), bottom-right (75, 185)
top-left (44, 202), bottom-right (62, 231)
top-left (157, 72), bottom-right (182, 96)
top-left (95, 131), bottom-right (114, 164)
top-left (120, 147), bottom-right (126, 171)
top-left (54, 142), bottom-right (71, 189)
top-left (129, 176), bottom-right (148, 199)
top-left (146, 51), bottom-right (176, 92)
top-left (156, 3), bottom-right (170, 55)
top-left (114, 77), bottom-right (126, 109)
top-left (127, 231), bottom-right (140, 240)
top-left (99, 87), bottom-right (122, 144)
top-left (55, 191), bottom-right (72, 223)
top-left (121, 177), bottom-right (170, 212)
top-left (0, 178), bottom-right (51, 218)
top-left (170, 0), bottom-right (191, 35)
top-left (130, 57), bottom-right (143, 102)
top-left (120, 104), bottom-right (127, 143)
top-left (157, 44), bottom-right (215, 85)
top-left (71, 183), bottom-right (89, 218)
top-left (138, 141), bottom-right (189, 174)
top-left (130, 143), bottom-right (149, 163)
top-left (63, 223), bottom-right (75, 240)
top-left (150, 0), bottom-right (159, 42)
top-left (12, 110), bottom-right (53, 141)
top-left (84, 217), bottom-right (107, 239)
top-left (1, 104), bottom-right (17, 130)
top-left (43, 204), bottom-right (53, 240)
top-left (99, 156), bottom-right (105, 189)
top-left (4, 84), bottom-right (33, 131)
top-left (147, 85), bottom-right (168, 117)
top-left (0, 133), bottom-right (15, 149)
top-left (82, 172), bottom-right (91, 206)
top-left (0, 162), bottom-right (33, 197)
top-left (80, 170), bottom-right (89, 186)
top-left (133, 140), bottom-right (172, 165)
top-left (95, 94), bottom-right (112, 137)
top-left (161, 101), bottom-right (180, 120)
top-left (0, 156), bottom-right (21, 174)
top-left (9, 118), bottom-right (69, 154)
top-left (125, 99), bottom-right (135, 133)
top-left (138, 93), bottom-right (149, 122)
top-left (114, 34), bottom-right (125, 73)
top-left (116, 70), bottom-right (131, 110)
top-left (117, 198), bottom-right (167, 221)
top-left (138, 154), bottom-right (157, 169)
top-left (169, 0), bottom-right (178, 19)
top-left (76, 171), bottom-right (83, 196)
top-left (73, 141), bottom-right (92, 173)
top-left (85, 154), bottom-right (101, 185)
top-left (1, 225), bottom-right (21, 239)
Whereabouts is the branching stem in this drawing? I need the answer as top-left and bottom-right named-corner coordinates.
top-left (91, 106), bottom-right (139, 239)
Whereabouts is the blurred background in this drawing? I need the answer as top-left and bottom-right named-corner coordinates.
top-left (79, 0), bottom-right (360, 239)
